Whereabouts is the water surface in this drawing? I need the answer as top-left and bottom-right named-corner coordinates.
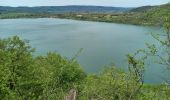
top-left (0, 18), bottom-right (168, 83)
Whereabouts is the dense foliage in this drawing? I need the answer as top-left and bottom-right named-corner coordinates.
top-left (0, 36), bottom-right (86, 99)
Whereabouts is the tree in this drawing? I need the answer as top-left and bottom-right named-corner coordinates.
top-left (140, 17), bottom-right (170, 84)
top-left (0, 36), bottom-right (86, 99)
top-left (0, 36), bottom-right (37, 99)
top-left (33, 52), bottom-right (86, 99)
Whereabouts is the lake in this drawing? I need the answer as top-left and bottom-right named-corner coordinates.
top-left (0, 18), bottom-right (168, 84)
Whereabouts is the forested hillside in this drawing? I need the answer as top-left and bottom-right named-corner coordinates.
top-left (0, 3), bottom-right (169, 26)
top-left (131, 3), bottom-right (170, 25)
top-left (0, 6), bottom-right (131, 13)
top-left (130, 6), bottom-right (155, 12)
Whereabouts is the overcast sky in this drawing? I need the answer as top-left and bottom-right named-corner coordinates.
top-left (0, 0), bottom-right (169, 7)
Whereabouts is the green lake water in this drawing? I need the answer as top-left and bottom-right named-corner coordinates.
top-left (0, 18), bottom-right (168, 84)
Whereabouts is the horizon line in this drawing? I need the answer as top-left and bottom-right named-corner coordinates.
top-left (0, 3), bottom-right (167, 8)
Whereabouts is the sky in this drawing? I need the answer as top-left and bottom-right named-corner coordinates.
top-left (0, 0), bottom-right (169, 7)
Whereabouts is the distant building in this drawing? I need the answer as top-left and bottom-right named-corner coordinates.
top-left (76, 15), bottom-right (83, 17)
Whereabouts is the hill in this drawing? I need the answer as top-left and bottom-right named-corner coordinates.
top-left (0, 3), bottom-right (169, 26)
top-left (0, 6), bottom-right (132, 14)
top-left (132, 3), bottom-right (170, 25)
top-left (130, 6), bottom-right (156, 12)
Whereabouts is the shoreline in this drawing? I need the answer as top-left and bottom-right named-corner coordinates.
top-left (0, 13), bottom-right (157, 26)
